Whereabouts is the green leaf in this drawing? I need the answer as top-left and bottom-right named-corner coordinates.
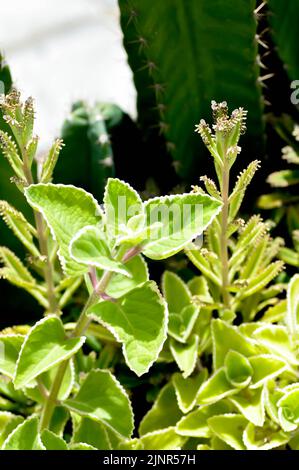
top-left (40, 139), bottom-right (64, 183)
top-left (72, 416), bottom-right (111, 450)
top-left (140, 427), bottom-right (185, 450)
top-left (142, 193), bottom-right (222, 260)
top-left (64, 369), bottom-right (133, 439)
top-left (243, 421), bottom-right (289, 450)
top-left (229, 160), bottom-right (261, 220)
top-left (176, 408), bottom-right (211, 439)
top-left (25, 184), bottom-right (102, 276)
top-left (289, 432), bottom-right (299, 450)
top-left (210, 436), bottom-right (232, 450)
top-left (237, 261), bottom-right (284, 299)
top-left (162, 271), bottom-right (191, 313)
top-left (185, 245), bottom-right (222, 286)
top-left (258, 192), bottom-right (299, 210)
top-left (0, 200), bottom-right (39, 257)
top-left (249, 355), bottom-right (287, 389)
top-left (241, 237), bottom-right (268, 281)
top-left (41, 429), bottom-right (68, 450)
top-left (139, 383), bottom-right (182, 436)
top-left (88, 281), bottom-right (167, 376)
top-left (172, 370), bottom-right (208, 413)
top-left (0, 377), bottom-right (27, 405)
top-left (279, 247), bottom-right (299, 268)
top-left (0, 412), bottom-right (24, 447)
top-left (196, 369), bottom-right (237, 405)
top-left (197, 444), bottom-right (211, 450)
top-left (105, 427), bottom-right (123, 450)
top-left (104, 178), bottom-right (143, 238)
top-left (25, 360), bottom-right (74, 403)
top-left (14, 316), bottom-right (85, 389)
top-left (0, 247), bottom-right (47, 308)
top-left (2, 417), bottom-right (45, 450)
top-left (188, 275), bottom-right (211, 298)
top-left (264, 383), bottom-right (284, 425)
top-left (168, 305), bottom-right (199, 344)
top-left (229, 386), bottom-right (265, 426)
top-left (287, 274), bottom-right (299, 338)
top-left (104, 255), bottom-right (149, 298)
top-left (118, 438), bottom-right (144, 450)
top-left (70, 226), bottom-right (130, 276)
top-left (176, 402), bottom-right (230, 438)
top-left (261, 300), bottom-right (287, 323)
top-left (162, 271), bottom-right (199, 343)
top-left (207, 414), bottom-right (247, 450)
top-left (69, 442), bottom-right (97, 450)
top-left (0, 334), bottom-right (23, 378)
top-left (212, 319), bottom-right (256, 369)
top-left (267, 170), bottom-right (299, 188)
top-left (0, 131), bottom-right (24, 179)
top-left (0, 246), bottom-right (35, 286)
top-left (224, 350), bottom-right (253, 388)
top-left (278, 388), bottom-right (299, 432)
top-left (169, 335), bottom-right (199, 378)
top-left (253, 325), bottom-right (298, 366)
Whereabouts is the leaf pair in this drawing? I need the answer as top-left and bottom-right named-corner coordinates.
top-left (24, 178), bottom-right (222, 277)
top-left (2, 368), bottom-right (134, 449)
top-left (162, 271), bottom-right (200, 378)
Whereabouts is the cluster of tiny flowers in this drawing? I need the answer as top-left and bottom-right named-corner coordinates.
top-left (195, 101), bottom-right (248, 141)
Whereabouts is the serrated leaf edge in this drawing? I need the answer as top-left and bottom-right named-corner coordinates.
top-left (13, 315), bottom-right (86, 389)
top-left (65, 369), bottom-right (134, 439)
top-left (24, 183), bottom-right (103, 276)
top-left (88, 281), bottom-right (168, 377)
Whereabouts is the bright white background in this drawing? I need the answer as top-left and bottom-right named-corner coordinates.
top-left (0, 0), bottom-right (136, 149)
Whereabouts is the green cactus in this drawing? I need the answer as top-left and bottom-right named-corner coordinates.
top-left (118, 0), bottom-right (265, 179)
top-left (55, 102), bottom-right (122, 201)
top-left (268, 0), bottom-right (299, 82)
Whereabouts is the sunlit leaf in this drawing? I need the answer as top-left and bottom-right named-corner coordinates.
top-left (64, 369), bottom-right (133, 439)
top-left (14, 316), bottom-right (85, 389)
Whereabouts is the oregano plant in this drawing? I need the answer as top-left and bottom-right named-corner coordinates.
top-left (138, 103), bottom-right (299, 451)
top-left (0, 90), bottom-right (221, 449)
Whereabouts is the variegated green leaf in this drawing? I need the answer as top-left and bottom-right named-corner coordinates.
top-left (14, 316), bottom-right (85, 389)
top-left (70, 225), bottom-right (130, 277)
top-left (172, 369), bottom-right (207, 413)
top-left (64, 369), bottom-right (133, 439)
top-left (143, 193), bottom-right (222, 260)
top-left (25, 184), bottom-right (102, 276)
top-left (2, 417), bottom-right (45, 450)
top-left (169, 335), bottom-right (199, 378)
top-left (287, 274), bottom-right (299, 338)
top-left (88, 281), bottom-right (167, 376)
top-left (0, 335), bottom-right (23, 379)
top-left (207, 414), bottom-right (247, 450)
top-left (139, 383), bottom-right (182, 436)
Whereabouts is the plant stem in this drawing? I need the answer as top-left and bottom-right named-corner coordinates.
top-left (34, 212), bottom-right (59, 314)
top-left (220, 159), bottom-right (231, 309)
top-left (39, 270), bottom-right (113, 431)
top-left (73, 270), bottom-right (114, 337)
top-left (39, 246), bottom-right (139, 431)
top-left (39, 360), bottom-right (68, 431)
top-left (22, 151), bottom-right (59, 314)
